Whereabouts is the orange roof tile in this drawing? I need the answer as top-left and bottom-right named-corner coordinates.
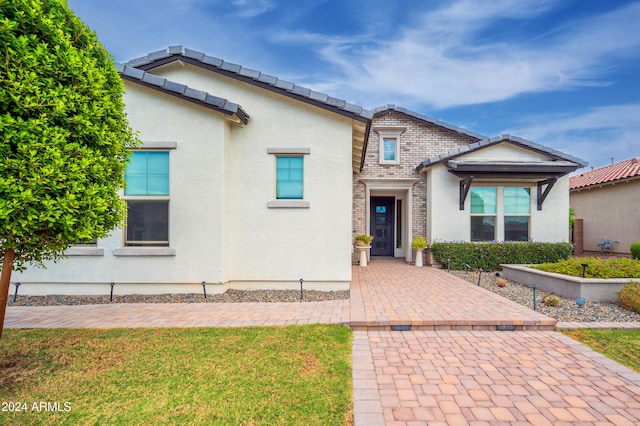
top-left (570, 158), bottom-right (640, 189)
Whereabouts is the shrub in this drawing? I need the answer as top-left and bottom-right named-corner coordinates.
top-left (532, 257), bottom-right (640, 279)
top-left (631, 242), bottom-right (640, 260)
top-left (617, 282), bottom-right (640, 314)
top-left (542, 294), bottom-right (562, 307)
top-left (411, 235), bottom-right (427, 250)
top-left (429, 241), bottom-right (573, 271)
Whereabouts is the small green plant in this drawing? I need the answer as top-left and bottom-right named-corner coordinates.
top-left (411, 235), bottom-right (427, 250)
top-left (631, 242), bottom-right (640, 260)
top-left (542, 294), bottom-right (562, 307)
top-left (617, 282), bottom-right (640, 314)
top-left (569, 208), bottom-right (576, 229)
top-left (354, 234), bottom-right (374, 245)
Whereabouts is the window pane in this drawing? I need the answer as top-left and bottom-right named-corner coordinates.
top-left (126, 201), bottom-right (169, 245)
top-left (470, 216), bottom-right (495, 242)
top-left (470, 188), bottom-right (496, 214)
top-left (276, 156), bottom-right (303, 199)
top-left (126, 152), bottom-right (147, 174)
top-left (147, 152), bottom-right (169, 174)
top-left (383, 138), bottom-right (396, 161)
top-left (505, 216), bottom-right (529, 241)
top-left (504, 187), bottom-right (530, 214)
top-left (125, 176), bottom-right (148, 196)
top-left (125, 151), bottom-right (169, 196)
top-left (147, 175), bottom-right (170, 195)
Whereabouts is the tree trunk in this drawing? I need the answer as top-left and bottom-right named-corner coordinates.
top-left (0, 248), bottom-right (15, 340)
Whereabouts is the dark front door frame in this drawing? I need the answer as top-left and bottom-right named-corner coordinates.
top-left (370, 196), bottom-right (395, 256)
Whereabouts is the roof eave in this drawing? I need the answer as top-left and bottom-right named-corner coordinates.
top-left (132, 51), bottom-right (372, 124)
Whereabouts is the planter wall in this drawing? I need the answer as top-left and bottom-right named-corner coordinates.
top-left (501, 264), bottom-right (640, 302)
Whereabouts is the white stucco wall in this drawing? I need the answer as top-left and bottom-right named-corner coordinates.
top-left (13, 84), bottom-right (231, 294)
top-left (13, 64), bottom-right (354, 294)
top-left (427, 143), bottom-right (571, 243)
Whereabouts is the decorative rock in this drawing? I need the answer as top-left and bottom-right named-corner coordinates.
top-left (450, 271), bottom-right (640, 323)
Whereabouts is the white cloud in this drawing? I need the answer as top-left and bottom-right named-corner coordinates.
top-left (505, 104), bottom-right (640, 168)
top-left (292, 0), bottom-right (640, 109)
top-left (230, 0), bottom-right (275, 18)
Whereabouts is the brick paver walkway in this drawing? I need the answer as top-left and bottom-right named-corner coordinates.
top-left (350, 258), bottom-right (556, 330)
top-left (5, 300), bottom-right (349, 328)
top-left (5, 258), bottom-right (640, 425)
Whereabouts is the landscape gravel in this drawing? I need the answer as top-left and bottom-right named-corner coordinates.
top-left (7, 289), bottom-right (349, 306)
top-left (450, 270), bottom-right (640, 323)
top-left (7, 268), bottom-right (639, 324)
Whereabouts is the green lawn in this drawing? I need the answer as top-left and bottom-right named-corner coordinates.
top-left (563, 329), bottom-right (640, 372)
top-left (0, 325), bottom-right (353, 425)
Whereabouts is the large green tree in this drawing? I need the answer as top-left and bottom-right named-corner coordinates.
top-left (0, 0), bottom-right (138, 338)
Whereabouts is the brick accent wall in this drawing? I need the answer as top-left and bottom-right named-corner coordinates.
top-left (352, 111), bottom-right (477, 262)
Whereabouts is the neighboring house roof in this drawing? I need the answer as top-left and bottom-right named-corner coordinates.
top-left (416, 134), bottom-right (588, 173)
top-left (116, 63), bottom-right (250, 125)
top-left (570, 158), bottom-right (640, 190)
top-left (127, 46), bottom-right (372, 123)
top-left (373, 105), bottom-right (485, 141)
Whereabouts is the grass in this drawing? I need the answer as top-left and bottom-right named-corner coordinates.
top-left (0, 325), bottom-right (353, 425)
top-left (562, 329), bottom-right (640, 373)
top-left (533, 257), bottom-right (640, 279)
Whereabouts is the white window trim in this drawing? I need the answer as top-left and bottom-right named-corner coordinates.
top-left (267, 147), bottom-right (311, 208)
top-left (65, 246), bottom-right (104, 256)
top-left (113, 247), bottom-right (176, 256)
top-left (373, 127), bottom-right (406, 165)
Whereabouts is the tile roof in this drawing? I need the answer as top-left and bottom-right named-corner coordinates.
top-left (570, 158), bottom-right (640, 190)
top-left (127, 46), bottom-right (372, 122)
top-left (373, 105), bottom-right (485, 141)
top-left (416, 134), bottom-right (588, 173)
top-left (116, 63), bottom-right (249, 124)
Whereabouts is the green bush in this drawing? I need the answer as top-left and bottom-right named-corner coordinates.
top-left (429, 241), bottom-right (573, 271)
top-left (617, 282), bottom-right (640, 314)
top-left (631, 242), bottom-right (640, 260)
top-left (532, 257), bottom-right (640, 278)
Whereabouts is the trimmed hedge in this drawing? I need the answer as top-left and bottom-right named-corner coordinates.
top-left (631, 242), bottom-right (640, 260)
top-left (430, 241), bottom-right (574, 271)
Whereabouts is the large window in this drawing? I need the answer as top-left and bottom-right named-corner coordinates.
top-left (124, 151), bottom-right (169, 246)
top-left (470, 187), bottom-right (497, 241)
top-left (504, 187), bottom-right (530, 241)
top-left (470, 186), bottom-right (531, 242)
top-left (276, 156), bottom-right (303, 199)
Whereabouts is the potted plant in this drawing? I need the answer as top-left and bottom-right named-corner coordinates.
top-left (354, 234), bottom-right (374, 246)
top-left (412, 235), bottom-right (428, 267)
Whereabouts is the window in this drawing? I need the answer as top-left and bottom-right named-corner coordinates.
top-left (276, 156), bottom-right (303, 199)
top-left (383, 138), bottom-right (397, 162)
top-left (469, 186), bottom-right (531, 242)
top-left (504, 187), bottom-right (530, 241)
top-left (374, 126), bottom-right (405, 165)
top-left (124, 151), bottom-right (169, 246)
top-left (470, 187), bottom-right (497, 241)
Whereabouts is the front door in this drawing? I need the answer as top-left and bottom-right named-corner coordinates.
top-left (370, 197), bottom-right (394, 256)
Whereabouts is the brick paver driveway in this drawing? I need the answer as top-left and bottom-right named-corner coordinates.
top-left (6, 258), bottom-right (640, 425)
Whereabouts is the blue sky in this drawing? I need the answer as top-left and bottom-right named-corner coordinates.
top-left (67, 0), bottom-right (640, 170)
